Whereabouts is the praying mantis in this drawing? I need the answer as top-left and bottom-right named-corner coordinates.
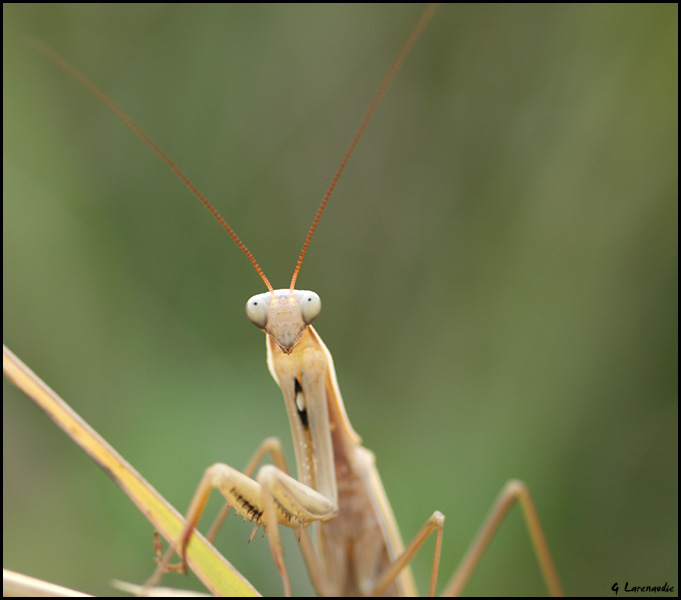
top-left (0, 3), bottom-right (596, 596)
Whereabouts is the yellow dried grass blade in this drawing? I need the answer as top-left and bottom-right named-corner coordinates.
top-left (3, 344), bottom-right (259, 597)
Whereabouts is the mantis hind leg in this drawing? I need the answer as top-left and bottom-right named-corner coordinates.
top-left (373, 479), bottom-right (562, 596)
top-left (443, 479), bottom-right (563, 596)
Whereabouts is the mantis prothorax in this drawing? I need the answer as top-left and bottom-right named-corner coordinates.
top-left (35, 4), bottom-right (563, 596)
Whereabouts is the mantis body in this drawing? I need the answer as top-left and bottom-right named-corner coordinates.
top-left (30, 5), bottom-right (563, 596)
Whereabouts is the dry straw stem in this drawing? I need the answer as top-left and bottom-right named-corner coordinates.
top-left (3, 345), bottom-right (259, 597)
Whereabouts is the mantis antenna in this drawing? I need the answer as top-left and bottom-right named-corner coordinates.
top-left (288, 3), bottom-right (438, 291)
top-left (30, 38), bottom-right (274, 295)
top-left (31, 4), bottom-right (438, 297)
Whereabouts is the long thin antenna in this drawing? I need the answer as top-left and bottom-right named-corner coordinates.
top-left (288, 3), bottom-right (439, 292)
top-left (30, 38), bottom-right (274, 295)
top-left (32, 4), bottom-right (438, 296)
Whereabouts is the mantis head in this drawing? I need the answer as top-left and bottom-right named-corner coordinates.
top-left (246, 289), bottom-right (321, 354)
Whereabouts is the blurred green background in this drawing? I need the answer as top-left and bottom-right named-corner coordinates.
top-left (3, 4), bottom-right (677, 597)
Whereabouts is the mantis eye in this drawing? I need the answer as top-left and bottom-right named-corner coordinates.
top-left (245, 294), bottom-right (269, 329)
top-left (300, 291), bottom-right (321, 325)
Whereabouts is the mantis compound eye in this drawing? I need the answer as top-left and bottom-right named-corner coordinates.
top-left (245, 293), bottom-right (269, 329)
top-left (299, 291), bottom-right (321, 325)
